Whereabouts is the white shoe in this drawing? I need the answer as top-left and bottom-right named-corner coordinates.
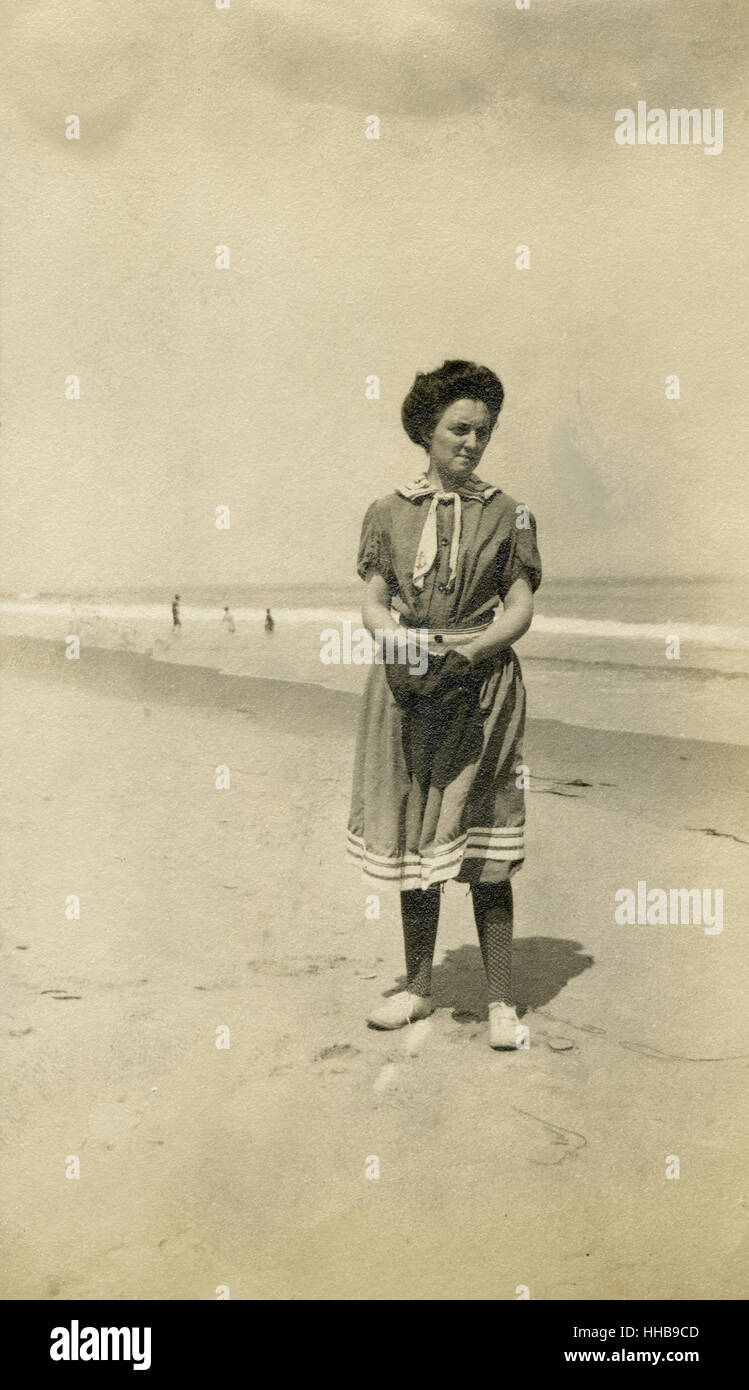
top-left (488, 1002), bottom-right (522, 1050)
top-left (366, 990), bottom-right (434, 1030)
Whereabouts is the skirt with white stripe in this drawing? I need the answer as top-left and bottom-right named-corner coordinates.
top-left (347, 645), bottom-right (529, 892)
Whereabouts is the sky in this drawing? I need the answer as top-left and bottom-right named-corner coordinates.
top-left (2, 0), bottom-right (747, 592)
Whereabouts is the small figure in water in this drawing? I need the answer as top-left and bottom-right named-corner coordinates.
top-left (264, 607), bottom-right (275, 633)
top-left (222, 605), bottom-right (236, 634)
top-left (172, 594), bottom-right (182, 630)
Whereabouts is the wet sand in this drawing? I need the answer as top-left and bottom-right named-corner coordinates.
top-left (1, 635), bottom-right (747, 1300)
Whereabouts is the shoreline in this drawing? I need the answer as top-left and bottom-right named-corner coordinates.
top-left (2, 629), bottom-right (747, 856)
top-left (3, 607), bottom-right (747, 750)
top-left (3, 628), bottom-right (749, 762)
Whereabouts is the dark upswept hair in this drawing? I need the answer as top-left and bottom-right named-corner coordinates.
top-left (401, 359), bottom-right (505, 450)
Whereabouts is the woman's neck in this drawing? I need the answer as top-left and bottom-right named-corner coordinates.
top-left (425, 460), bottom-right (468, 491)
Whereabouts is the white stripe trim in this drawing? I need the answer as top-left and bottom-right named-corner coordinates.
top-left (346, 827), bottom-right (523, 865)
top-left (346, 827), bottom-right (525, 890)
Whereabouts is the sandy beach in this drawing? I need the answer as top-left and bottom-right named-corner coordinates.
top-left (1, 633), bottom-right (747, 1300)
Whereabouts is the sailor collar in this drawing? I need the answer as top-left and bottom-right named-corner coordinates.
top-left (396, 474), bottom-right (501, 503)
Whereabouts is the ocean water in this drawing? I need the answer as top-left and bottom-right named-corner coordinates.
top-left (2, 578), bottom-right (748, 745)
top-left (7, 576), bottom-right (749, 627)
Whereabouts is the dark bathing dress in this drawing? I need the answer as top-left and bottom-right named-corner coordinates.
top-left (347, 474), bottom-right (542, 892)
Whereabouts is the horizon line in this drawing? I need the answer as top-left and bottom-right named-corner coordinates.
top-left (1, 573), bottom-right (746, 597)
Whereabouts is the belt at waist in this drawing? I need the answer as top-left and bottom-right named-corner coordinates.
top-left (396, 616), bottom-right (494, 635)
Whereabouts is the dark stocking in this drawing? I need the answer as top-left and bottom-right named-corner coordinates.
top-left (471, 881), bottom-right (514, 1004)
top-left (400, 887), bottom-right (441, 997)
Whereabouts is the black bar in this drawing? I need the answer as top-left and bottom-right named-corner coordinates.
top-left (5, 1298), bottom-right (742, 1377)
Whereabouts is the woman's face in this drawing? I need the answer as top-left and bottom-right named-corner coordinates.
top-left (427, 397), bottom-right (493, 483)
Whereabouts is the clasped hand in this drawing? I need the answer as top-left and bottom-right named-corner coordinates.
top-left (385, 646), bottom-right (483, 710)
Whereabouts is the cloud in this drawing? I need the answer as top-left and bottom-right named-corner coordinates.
top-left (234, 0), bottom-right (747, 119)
top-left (5, 0), bottom-right (745, 145)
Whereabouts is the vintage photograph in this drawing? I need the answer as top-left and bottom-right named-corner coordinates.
top-left (1, 0), bottom-right (747, 1311)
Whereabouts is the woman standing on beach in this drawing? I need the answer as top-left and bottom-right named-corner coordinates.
top-left (347, 360), bottom-right (541, 1049)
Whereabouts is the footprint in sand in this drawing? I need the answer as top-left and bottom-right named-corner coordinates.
top-left (247, 955), bottom-right (347, 977)
top-left (313, 1043), bottom-right (361, 1062)
top-left (373, 1062), bottom-right (398, 1094)
top-left (403, 1019), bottom-right (433, 1056)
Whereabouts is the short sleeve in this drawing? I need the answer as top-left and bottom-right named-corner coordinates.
top-left (356, 500), bottom-right (393, 585)
top-left (499, 507), bottom-right (542, 599)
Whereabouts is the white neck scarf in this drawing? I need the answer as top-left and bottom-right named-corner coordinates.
top-left (397, 474), bottom-right (500, 593)
top-left (412, 491), bottom-right (462, 591)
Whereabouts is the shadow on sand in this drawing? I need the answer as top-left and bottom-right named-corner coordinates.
top-left (392, 936), bottom-right (593, 1021)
